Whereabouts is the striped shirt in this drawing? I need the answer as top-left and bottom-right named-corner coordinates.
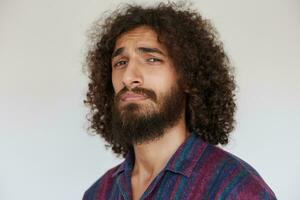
top-left (83, 132), bottom-right (276, 200)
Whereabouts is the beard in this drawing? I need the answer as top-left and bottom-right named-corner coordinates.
top-left (111, 83), bottom-right (186, 147)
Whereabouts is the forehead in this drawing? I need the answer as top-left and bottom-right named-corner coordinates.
top-left (114, 26), bottom-right (167, 52)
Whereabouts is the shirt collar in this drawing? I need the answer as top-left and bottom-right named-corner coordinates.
top-left (111, 131), bottom-right (207, 178)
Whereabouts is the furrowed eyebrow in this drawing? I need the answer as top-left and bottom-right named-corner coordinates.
top-left (137, 47), bottom-right (165, 56)
top-left (111, 47), bottom-right (165, 59)
top-left (111, 47), bottom-right (124, 59)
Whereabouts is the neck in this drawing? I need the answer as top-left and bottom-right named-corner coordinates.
top-left (132, 116), bottom-right (190, 181)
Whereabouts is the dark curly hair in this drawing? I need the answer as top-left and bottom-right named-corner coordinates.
top-left (84, 2), bottom-right (236, 158)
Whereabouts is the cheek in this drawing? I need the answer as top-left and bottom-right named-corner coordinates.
top-left (149, 72), bottom-right (177, 92)
top-left (112, 72), bottom-right (122, 92)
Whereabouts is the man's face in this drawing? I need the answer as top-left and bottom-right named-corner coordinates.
top-left (111, 25), bottom-right (185, 145)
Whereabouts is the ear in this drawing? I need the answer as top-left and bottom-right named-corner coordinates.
top-left (183, 83), bottom-right (190, 94)
top-left (177, 74), bottom-right (190, 93)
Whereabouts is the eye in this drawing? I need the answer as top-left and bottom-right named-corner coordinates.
top-left (113, 60), bottom-right (127, 68)
top-left (147, 58), bottom-right (162, 63)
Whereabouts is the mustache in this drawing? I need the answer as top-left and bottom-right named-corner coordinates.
top-left (115, 87), bottom-right (157, 103)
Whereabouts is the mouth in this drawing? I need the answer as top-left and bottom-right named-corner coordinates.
top-left (121, 92), bottom-right (148, 102)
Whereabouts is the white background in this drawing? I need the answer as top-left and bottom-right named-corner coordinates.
top-left (1, 0), bottom-right (299, 199)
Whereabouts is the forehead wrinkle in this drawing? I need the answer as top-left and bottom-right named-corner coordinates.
top-left (112, 27), bottom-right (168, 59)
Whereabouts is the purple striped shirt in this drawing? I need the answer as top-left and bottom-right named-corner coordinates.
top-left (83, 132), bottom-right (276, 199)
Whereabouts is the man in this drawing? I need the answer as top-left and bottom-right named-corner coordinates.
top-left (83, 2), bottom-right (276, 200)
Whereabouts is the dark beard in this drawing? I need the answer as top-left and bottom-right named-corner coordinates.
top-left (111, 84), bottom-right (185, 147)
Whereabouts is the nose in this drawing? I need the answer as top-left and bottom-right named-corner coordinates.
top-left (122, 59), bottom-right (143, 90)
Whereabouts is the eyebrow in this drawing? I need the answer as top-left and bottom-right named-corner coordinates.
top-left (111, 47), bottom-right (165, 59)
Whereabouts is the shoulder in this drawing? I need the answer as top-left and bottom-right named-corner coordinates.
top-left (82, 163), bottom-right (121, 200)
top-left (202, 144), bottom-right (277, 199)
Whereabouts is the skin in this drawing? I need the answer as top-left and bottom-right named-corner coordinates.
top-left (111, 26), bottom-right (190, 200)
